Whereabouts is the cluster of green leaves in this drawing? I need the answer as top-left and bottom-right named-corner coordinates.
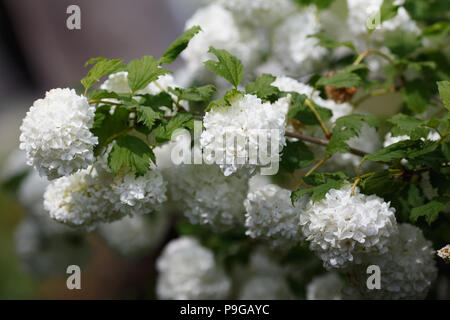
top-left (84, 26), bottom-right (211, 177)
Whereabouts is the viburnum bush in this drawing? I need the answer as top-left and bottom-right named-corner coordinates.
top-left (3, 0), bottom-right (450, 299)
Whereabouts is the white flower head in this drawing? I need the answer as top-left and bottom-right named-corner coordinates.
top-left (20, 88), bottom-right (98, 180)
top-left (272, 9), bottom-right (328, 76)
top-left (244, 184), bottom-right (307, 248)
top-left (156, 236), bottom-right (231, 299)
top-left (300, 185), bottom-right (398, 269)
top-left (217, 0), bottom-right (296, 27)
top-left (348, 224), bottom-right (438, 299)
top-left (98, 214), bottom-right (169, 257)
top-left (181, 4), bottom-right (261, 77)
top-left (168, 163), bottom-right (249, 229)
top-left (201, 94), bottom-right (287, 176)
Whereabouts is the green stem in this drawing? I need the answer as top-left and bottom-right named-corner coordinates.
top-left (305, 99), bottom-right (331, 139)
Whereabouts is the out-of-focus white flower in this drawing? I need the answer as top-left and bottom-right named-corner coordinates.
top-left (156, 237), bottom-right (231, 299)
top-left (272, 9), bottom-right (328, 76)
top-left (438, 245), bottom-right (450, 262)
top-left (0, 149), bottom-right (29, 181)
top-left (244, 184), bottom-right (307, 248)
top-left (168, 163), bottom-right (249, 229)
top-left (300, 185), bottom-right (398, 269)
top-left (217, 0), bottom-right (296, 27)
top-left (182, 4), bottom-right (261, 77)
top-left (383, 131), bottom-right (441, 148)
top-left (234, 248), bottom-right (293, 299)
top-left (18, 169), bottom-right (49, 216)
top-left (98, 214), bottom-right (170, 257)
top-left (19, 88), bottom-right (98, 180)
top-left (15, 216), bottom-right (89, 276)
top-left (201, 94), bottom-right (287, 176)
top-left (307, 272), bottom-right (344, 300)
top-left (347, 224), bottom-right (438, 299)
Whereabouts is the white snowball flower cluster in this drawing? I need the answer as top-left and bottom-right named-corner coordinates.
top-left (347, 224), bottom-right (438, 299)
top-left (19, 88), bottom-right (98, 180)
top-left (43, 162), bottom-right (167, 229)
top-left (168, 163), bottom-right (249, 229)
top-left (216, 0), bottom-right (296, 27)
top-left (234, 248), bottom-right (293, 300)
top-left (182, 4), bottom-right (261, 77)
top-left (244, 184), bottom-right (308, 248)
top-left (98, 214), bottom-right (169, 257)
top-left (201, 94), bottom-right (287, 176)
top-left (306, 272), bottom-right (344, 300)
top-left (272, 8), bottom-right (328, 76)
top-left (156, 237), bottom-right (231, 299)
top-left (300, 185), bottom-right (398, 269)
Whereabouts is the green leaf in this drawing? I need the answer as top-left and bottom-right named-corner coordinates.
top-left (169, 85), bottom-right (216, 102)
top-left (91, 106), bottom-right (130, 156)
top-left (136, 106), bottom-right (162, 130)
top-left (205, 89), bottom-right (244, 112)
top-left (127, 56), bottom-right (171, 94)
top-left (365, 140), bottom-right (421, 162)
top-left (245, 74), bottom-right (281, 103)
top-left (138, 92), bottom-right (174, 110)
top-left (154, 112), bottom-right (193, 143)
top-left (204, 47), bottom-right (244, 88)
top-left (360, 170), bottom-right (401, 197)
top-left (326, 114), bottom-right (380, 154)
top-left (308, 32), bottom-right (355, 51)
top-left (303, 172), bottom-right (348, 186)
top-left (385, 32), bottom-right (421, 57)
top-left (437, 80), bottom-right (450, 111)
top-left (287, 93), bottom-right (333, 125)
top-left (159, 26), bottom-right (202, 65)
top-left (89, 89), bottom-right (121, 101)
top-left (81, 57), bottom-right (124, 92)
top-left (407, 184), bottom-right (425, 208)
top-left (291, 178), bottom-right (345, 204)
top-left (293, 0), bottom-right (334, 9)
top-left (379, 0), bottom-right (399, 24)
top-left (410, 199), bottom-right (447, 225)
top-left (388, 113), bottom-right (428, 139)
top-left (316, 72), bottom-right (362, 89)
top-left (108, 135), bottom-right (155, 176)
top-left (280, 141), bottom-right (315, 173)
top-left (401, 79), bottom-right (431, 114)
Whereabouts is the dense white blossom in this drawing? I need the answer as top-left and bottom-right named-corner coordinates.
top-left (98, 214), bottom-right (170, 257)
top-left (244, 184), bottom-right (307, 248)
top-left (156, 237), bottom-right (231, 299)
top-left (300, 185), bottom-right (398, 269)
top-left (272, 9), bottom-right (328, 76)
top-left (201, 94), bottom-right (287, 176)
top-left (347, 224), bottom-right (438, 299)
top-left (43, 162), bottom-right (167, 229)
top-left (217, 0), bottom-right (295, 27)
top-left (182, 4), bottom-right (261, 77)
top-left (307, 272), bottom-right (344, 300)
top-left (168, 163), bottom-right (249, 229)
top-left (19, 88), bottom-right (98, 180)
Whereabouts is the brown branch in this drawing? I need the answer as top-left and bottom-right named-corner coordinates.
top-left (285, 131), bottom-right (368, 158)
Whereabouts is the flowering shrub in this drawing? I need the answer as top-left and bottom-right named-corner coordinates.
top-left (3, 0), bottom-right (450, 299)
